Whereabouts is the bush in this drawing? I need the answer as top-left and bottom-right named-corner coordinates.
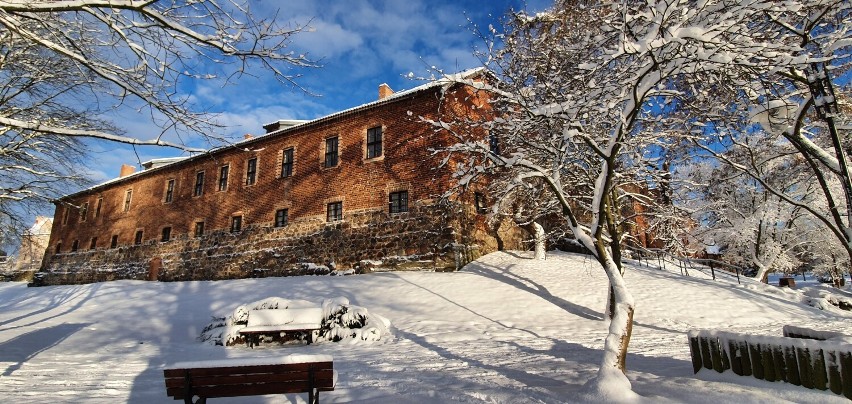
top-left (199, 296), bottom-right (391, 346)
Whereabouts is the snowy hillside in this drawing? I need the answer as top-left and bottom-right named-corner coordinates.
top-left (0, 251), bottom-right (849, 403)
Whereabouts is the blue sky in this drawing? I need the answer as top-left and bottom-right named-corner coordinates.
top-left (86, 0), bottom-right (551, 184)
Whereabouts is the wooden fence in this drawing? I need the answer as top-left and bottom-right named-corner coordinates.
top-left (688, 329), bottom-right (852, 399)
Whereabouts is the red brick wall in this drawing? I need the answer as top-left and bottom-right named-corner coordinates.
top-left (41, 83), bottom-right (521, 282)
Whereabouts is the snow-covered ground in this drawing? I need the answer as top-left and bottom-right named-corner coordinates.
top-left (0, 251), bottom-right (849, 403)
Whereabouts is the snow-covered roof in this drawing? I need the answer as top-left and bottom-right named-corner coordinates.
top-left (141, 156), bottom-right (188, 170)
top-left (58, 68), bottom-right (486, 200)
top-left (262, 67), bottom-right (485, 138)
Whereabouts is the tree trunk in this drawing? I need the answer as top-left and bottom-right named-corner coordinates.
top-left (579, 243), bottom-right (637, 400)
top-left (533, 221), bottom-right (546, 260)
top-left (598, 254), bottom-right (635, 373)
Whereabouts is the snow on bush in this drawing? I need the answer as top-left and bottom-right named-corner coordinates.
top-left (801, 286), bottom-right (852, 312)
top-left (739, 281), bottom-right (852, 314)
top-left (199, 296), bottom-right (391, 346)
top-left (320, 297), bottom-right (390, 343)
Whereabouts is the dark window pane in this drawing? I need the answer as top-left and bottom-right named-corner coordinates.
top-left (274, 209), bottom-right (289, 227)
top-left (324, 137), bottom-right (338, 168)
top-left (134, 230), bottom-right (143, 245)
top-left (165, 180), bottom-right (175, 203)
top-left (367, 126), bottom-right (382, 159)
top-left (231, 216), bottom-right (243, 233)
top-left (161, 227), bottom-right (171, 242)
top-left (246, 158), bottom-right (257, 185)
top-left (80, 202), bottom-right (88, 222)
top-left (194, 222), bottom-right (205, 237)
top-left (219, 165), bottom-right (229, 191)
top-left (89, 237), bottom-right (97, 250)
top-left (124, 190), bottom-right (132, 212)
top-left (389, 191), bottom-right (408, 214)
top-left (110, 235), bottom-right (118, 249)
top-left (194, 172), bottom-right (205, 196)
top-left (327, 202), bottom-right (342, 222)
top-left (282, 148), bottom-right (294, 177)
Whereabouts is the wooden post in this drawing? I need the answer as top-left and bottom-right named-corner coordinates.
top-left (700, 337), bottom-right (714, 370)
top-left (810, 348), bottom-right (827, 391)
top-left (783, 345), bottom-right (800, 386)
top-left (772, 345), bottom-right (787, 382)
top-left (761, 344), bottom-right (776, 382)
top-left (827, 350), bottom-right (843, 395)
top-left (710, 337), bottom-right (725, 373)
top-left (689, 336), bottom-right (703, 374)
top-left (728, 339), bottom-right (743, 376)
top-left (749, 342), bottom-right (764, 380)
top-left (739, 340), bottom-right (752, 376)
top-left (841, 351), bottom-right (852, 399)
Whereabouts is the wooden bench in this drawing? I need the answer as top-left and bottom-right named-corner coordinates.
top-left (164, 355), bottom-right (335, 404)
top-left (239, 308), bottom-right (323, 348)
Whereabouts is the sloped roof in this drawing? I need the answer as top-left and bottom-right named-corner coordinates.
top-left (58, 68), bottom-right (486, 201)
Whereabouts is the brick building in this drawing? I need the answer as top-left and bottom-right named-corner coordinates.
top-left (36, 71), bottom-right (524, 285)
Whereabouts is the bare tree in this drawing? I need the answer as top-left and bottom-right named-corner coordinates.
top-left (690, 1), bottom-right (852, 268)
top-left (0, 0), bottom-right (315, 236)
top-left (685, 142), bottom-right (818, 282)
top-left (430, 0), bottom-right (777, 395)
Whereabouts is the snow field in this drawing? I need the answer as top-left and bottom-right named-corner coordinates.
top-left (0, 251), bottom-right (849, 403)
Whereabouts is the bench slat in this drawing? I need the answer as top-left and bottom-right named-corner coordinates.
top-left (164, 369), bottom-right (334, 389)
top-left (163, 361), bottom-right (332, 378)
top-left (166, 381), bottom-right (335, 400)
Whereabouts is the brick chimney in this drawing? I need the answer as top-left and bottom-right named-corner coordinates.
top-left (379, 83), bottom-right (394, 100)
top-left (119, 164), bottom-right (136, 178)
top-left (243, 133), bottom-right (254, 140)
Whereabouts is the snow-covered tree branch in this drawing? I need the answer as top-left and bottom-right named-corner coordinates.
top-left (429, 0), bottom-right (788, 396)
top-left (0, 0), bottom-right (315, 238)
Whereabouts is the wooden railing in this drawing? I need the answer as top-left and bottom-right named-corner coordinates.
top-left (625, 245), bottom-right (745, 284)
top-left (688, 328), bottom-right (852, 398)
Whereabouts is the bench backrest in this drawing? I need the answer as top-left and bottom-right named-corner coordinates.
top-left (164, 361), bottom-right (334, 400)
top-left (246, 308), bottom-right (323, 328)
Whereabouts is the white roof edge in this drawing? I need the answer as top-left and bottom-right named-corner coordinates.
top-left (61, 68), bottom-right (487, 200)
top-left (265, 67), bottom-right (487, 137)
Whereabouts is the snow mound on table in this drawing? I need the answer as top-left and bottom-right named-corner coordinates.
top-left (200, 296), bottom-right (391, 346)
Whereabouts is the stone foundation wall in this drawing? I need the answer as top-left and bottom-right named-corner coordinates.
top-left (33, 203), bottom-right (509, 286)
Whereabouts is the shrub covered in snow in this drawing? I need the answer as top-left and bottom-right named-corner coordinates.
top-left (320, 297), bottom-right (387, 342)
top-left (199, 296), bottom-right (391, 346)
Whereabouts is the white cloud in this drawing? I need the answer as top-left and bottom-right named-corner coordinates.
top-left (290, 19), bottom-right (365, 59)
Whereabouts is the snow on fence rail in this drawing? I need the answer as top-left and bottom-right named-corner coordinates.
top-left (688, 328), bottom-right (852, 398)
top-left (783, 325), bottom-right (850, 342)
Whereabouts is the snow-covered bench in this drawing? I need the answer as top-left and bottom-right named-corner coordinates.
top-left (164, 355), bottom-right (335, 404)
top-left (239, 308), bottom-right (324, 348)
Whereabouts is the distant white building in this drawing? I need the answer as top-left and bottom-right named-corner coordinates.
top-left (15, 216), bottom-right (53, 271)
